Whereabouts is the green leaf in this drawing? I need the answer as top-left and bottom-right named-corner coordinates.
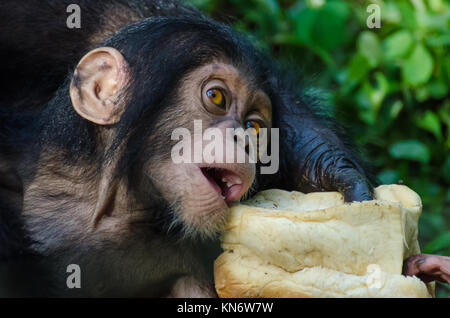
top-left (383, 30), bottom-right (413, 60)
top-left (389, 140), bottom-right (430, 163)
top-left (428, 0), bottom-right (446, 12)
top-left (307, 0), bottom-right (325, 9)
top-left (419, 213), bottom-right (449, 243)
top-left (311, 1), bottom-right (350, 51)
top-left (443, 156), bottom-right (450, 183)
top-left (291, 0), bottom-right (349, 61)
top-left (355, 85), bottom-right (375, 125)
top-left (357, 31), bottom-right (381, 67)
top-left (382, 1), bottom-right (402, 23)
top-left (377, 170), bottom-right (400, 184)
top-left (427, 79), bottom-right (449, 98)
top-left (370, 72), bottom-right (389, 108)
top-left (438, 101), bottom-right (450, 128)
top-left (426, 33), bottom-right (450, 47)
top-left (389, 100), bottom-right (404, 119)
top-left (259, 0), bottom-right (280, 14)
top-left (293, 7), bottom-right (318, 45)
top-left (346, 54), bottom-right (371, 85)
top-left (402, 44), bottom-right (434, 86)
top-left (444, 56), bottom-right (450, 78)
top-left (424, 231), bottom-right (450, 254)
top-left (396, 0), bottom-right (417, 29)
top-left (415, 111), bottom-right (442, 140)
top-left (415, 86), bottom-right (429, 102)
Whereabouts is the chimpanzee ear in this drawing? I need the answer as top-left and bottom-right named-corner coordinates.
top-left (69, 47), bottom-right (129, 125)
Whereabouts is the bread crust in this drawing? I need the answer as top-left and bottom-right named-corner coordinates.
top-left (214, 185), bottom-right (432, 298)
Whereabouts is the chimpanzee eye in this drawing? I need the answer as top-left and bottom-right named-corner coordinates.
top-left (206, 88), bottom-right (226, 109)
top-left (245, 120), bottom-right (261, 135)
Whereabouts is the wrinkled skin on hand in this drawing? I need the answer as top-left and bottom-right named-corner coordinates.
top-left (403, 254), bottom-right (450, 284)
top-left (280, 120), bottom-right (374, 202)
top-left (264, 87), bottom-right (375, 203)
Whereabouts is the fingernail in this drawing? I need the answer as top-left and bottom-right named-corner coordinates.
top-left (415, 257), bottom-right (426, 265)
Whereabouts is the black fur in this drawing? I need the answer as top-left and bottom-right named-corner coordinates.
top-left (0, 0), bottom-right (202, 109)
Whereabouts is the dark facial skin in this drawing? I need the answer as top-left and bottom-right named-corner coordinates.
top-left (0, 1), bottom-right (446, 297)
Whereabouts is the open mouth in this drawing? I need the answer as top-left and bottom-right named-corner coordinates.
top-left (200, 167), bottom-right (244, 204)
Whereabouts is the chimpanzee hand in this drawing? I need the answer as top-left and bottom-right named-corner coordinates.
top-left (403, 254), bottom-right (450, 284)
top-left (292, 138), bottom-right (374, 202)
top-left (272, 92), bottom-right (375, 202)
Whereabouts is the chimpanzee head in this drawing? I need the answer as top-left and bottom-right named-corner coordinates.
top-left (66, 17), bottom-right (276, 239)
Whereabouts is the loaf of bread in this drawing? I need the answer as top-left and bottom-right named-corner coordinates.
top-left (214, 185), bottom-right (433, 298)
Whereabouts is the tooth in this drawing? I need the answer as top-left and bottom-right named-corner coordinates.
top-left (221, 195), bottom-right (225, 199)
top-left (235, 178), bottom-right (242, 185)
top-left (226, 182), bottom-right (233, 187)
top-left (222, 177), bottom-right (228, 183)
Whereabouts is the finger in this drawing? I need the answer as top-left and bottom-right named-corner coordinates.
top-left (403, 254), bottom-right (450, 283)
top-left (403, 254), bottom-right (427, 277)
top-left (342, 179), bottom-right (374, 202)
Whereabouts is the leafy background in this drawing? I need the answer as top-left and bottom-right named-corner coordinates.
top-left (188, 0), bottom-right (450, 297)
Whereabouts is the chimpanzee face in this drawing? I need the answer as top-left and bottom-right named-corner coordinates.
top-left (145, 61), bottom-right (273, 239)
top-left (69, 47), bottom-right (272, 239)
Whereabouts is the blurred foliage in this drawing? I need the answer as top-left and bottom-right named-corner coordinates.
top-left (189, 0), bottom-right (450, 296)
